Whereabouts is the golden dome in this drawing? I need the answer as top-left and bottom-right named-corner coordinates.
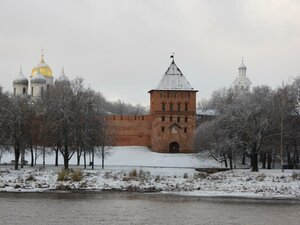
top-left (31, 55), bottom-right (53, 78)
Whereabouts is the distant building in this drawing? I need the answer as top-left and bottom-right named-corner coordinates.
top-left (12, 54), bottom-right (69, 98)
top-left (233, 59), bottom-right (251, 94)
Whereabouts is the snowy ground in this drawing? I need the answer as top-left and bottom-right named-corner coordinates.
top-left (1, 147), bottom-right (300, 199)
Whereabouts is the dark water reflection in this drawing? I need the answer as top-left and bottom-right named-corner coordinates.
top-left (0, 192), bottom-right (299, 225)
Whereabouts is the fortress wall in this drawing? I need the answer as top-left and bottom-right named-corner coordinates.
top-left (107, 115), bottom-right (153, 147)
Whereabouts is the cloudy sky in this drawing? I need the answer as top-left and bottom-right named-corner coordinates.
top-left (1, 0), bottom-right (300, 105)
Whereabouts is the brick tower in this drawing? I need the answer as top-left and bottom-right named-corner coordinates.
top-left (149, 58), bottom-right (198, 153)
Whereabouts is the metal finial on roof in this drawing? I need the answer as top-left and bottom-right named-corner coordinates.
top-left (170, 52), bottom-right (175, 63)
top-left (41, 47), bottom-right (45, 63)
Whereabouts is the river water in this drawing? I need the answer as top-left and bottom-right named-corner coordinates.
top-left (0, 192), bottom-right (299, 225)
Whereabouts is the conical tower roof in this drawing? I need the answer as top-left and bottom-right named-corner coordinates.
top-left (155, 59), bottom-right (194, 91)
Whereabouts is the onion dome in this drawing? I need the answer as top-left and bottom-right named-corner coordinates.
top-left (31, 54), bottom-right (53, 78)
top-left (238, 58), bottom-right (247, 70)
top-left (31, 69), bottom-right (46, 84)
top-left (56, 67), bottom-right (69, 82)
top-left (155, 58), bottom-right (194, 90)
top-left (13, 68), bottom-right (28, 85)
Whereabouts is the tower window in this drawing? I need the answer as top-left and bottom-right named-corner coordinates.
top-left (23, 87), bottom-right (26, 95)
top-left (162, 116), bottom-right (165, 122)
top-left (31, 87), bottom-right (33, 96)
top-left (14, 88), bottom-right (16, 96)
top-left (184, 128), bottom-right (187, 133)
top-left (170, 116), bottom-right (173, 122)
top-left (185, 117), bottom-right (188, 123)
top-left (162, 103), bottom-right (165, 111)
top-left (161, 127), bottom-right (165, 132)
top-left (185, 103), bottom-right (188, 111)
top-left (41, 87), bottom-right (44, 97)
top-left (170, 103), bottom-right (173, 111)
top-left (177, 103), bottom-right (180, 111)
top-left (177, 117), bottom-right (180, 123)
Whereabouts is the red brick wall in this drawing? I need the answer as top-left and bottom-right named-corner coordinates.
top-left (107, 115), bottom-right (152, 147)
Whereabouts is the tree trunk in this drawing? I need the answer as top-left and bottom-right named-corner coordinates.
top-left (77, 148), bottom-right (81, 166)
top-left (261, 152), bottom-right (266, 169)
top-left (229, 152), bottom-right (233, 170)
top-left (43, 146), bottom-right (45, 168)
top-left (63, 146), bottom-right (69, 170)
top-left (102, 147), bottom-right (105, 169)
top-left (242, 153), bottom-right (246, 165)
top-left (91, 148), bottom-right (94, 170)
top-left (14, 147), bottom-right (20, 170)
top-left (20, 149), bottom-right (25, 169)
top-left (30, 146), bottom-right (34, 167)
top-left (55, 147), bottom-right (59, 166)
top-left (251, 152), bottom-right (259, 172)
top-left (267, 152), bottom-right (272, 169)
top-left (223, 153), bottom-right (228, 168)
top-left (83, 148), bottom-right (86, 169)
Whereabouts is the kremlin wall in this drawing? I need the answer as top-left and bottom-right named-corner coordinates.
top-left (12, 55), bottom-right (250, 153)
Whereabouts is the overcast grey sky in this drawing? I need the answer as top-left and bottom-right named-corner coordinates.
top-left (1, 0), bottom-right (300, 105)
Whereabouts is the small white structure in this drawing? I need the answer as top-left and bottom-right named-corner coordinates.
top-left (233, 59), bottom-right (251, 94)
top-left (13, 68), bottom-right (28, 97)
top-left (30, 70), bottom-right (46, 98)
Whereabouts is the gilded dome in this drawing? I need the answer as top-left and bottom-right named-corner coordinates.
top-left (31, 55), bottom-right (53, 78)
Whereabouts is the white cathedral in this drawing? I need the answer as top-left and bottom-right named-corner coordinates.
top-left (12, 55), bottom-right (69, 97)
top-left (233, 59), bottom-right (251, 93)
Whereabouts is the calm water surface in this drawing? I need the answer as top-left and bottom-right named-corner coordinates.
top-left (0, 192), bottom-right (299, 225)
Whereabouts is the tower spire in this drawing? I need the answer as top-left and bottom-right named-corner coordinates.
top-left (41, 47), bottom-right (45, 63)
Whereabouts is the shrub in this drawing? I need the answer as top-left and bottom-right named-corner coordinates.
top-left (129, 168), bottom-right (137, 178)
top-left (57, 169), bottom-right (83, 182)
top-left (26, 174), bottom-right (36, 181)
top-left (194, 172), bottom-right (208, 179)
top-left (256, 173), bottom-right (266, 182)
top-left (72, 170), bottom-right (83, 182)
top-left (291, 171), bottom-right (300, 180)
top-left (57, 169), bottom-right (70, 181)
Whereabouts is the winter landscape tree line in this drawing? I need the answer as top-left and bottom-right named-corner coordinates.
top-left (195, 78), bottom-right (300, 172)
top-left (0, 78), bottom-right (147, 170)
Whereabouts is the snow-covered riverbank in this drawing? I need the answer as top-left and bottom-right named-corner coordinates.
top-left (1, 147), bottom-right (299, 199)
top-left (1, 167), bottom-right (300, 199)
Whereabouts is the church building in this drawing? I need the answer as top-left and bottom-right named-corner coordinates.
top-left (233, 59), bottom-right (251, 94)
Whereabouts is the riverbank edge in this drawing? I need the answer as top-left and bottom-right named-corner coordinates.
top-left (1, 189), bottom-right (300, 203)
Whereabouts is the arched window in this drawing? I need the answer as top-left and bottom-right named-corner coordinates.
top-left (177, 103), bottom-right (181, 111)
top-left (41, 87), bottom-right (44, 97)
top-left (170, 116), bottom-right (173, 122)
top-left (23, 87), bottom-right (26, 95)
top-left (170, 103), bottom-right (173, 111)
top-left (162, 116), bottom-right (165, 122)
top-left (177, 117), bottom-right (180, 123)
top-left (14, 88), bottom-right (16, 96)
